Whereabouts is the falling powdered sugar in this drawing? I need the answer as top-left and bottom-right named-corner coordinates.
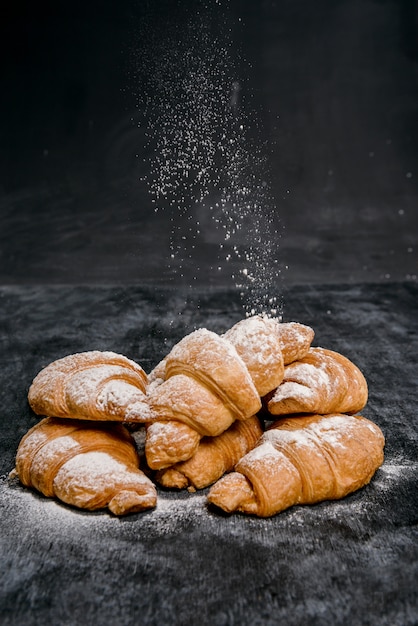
top-left (131, 0), bottom-right (284, 317)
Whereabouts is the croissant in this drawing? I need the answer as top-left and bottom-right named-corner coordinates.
top-left (145, 328), bottom-right (261, 469)
top-left (207, 413), bottom-right (385, 517)
top-left (266, 347), bottom-right (368, 416)
top-left (155, 415), bottom-right (263, 490)
top-left (28, 351), bottom-right (151, 423)
top-left (14, 417), bottom-right (157, 515)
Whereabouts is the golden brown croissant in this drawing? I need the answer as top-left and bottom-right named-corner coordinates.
top-left (155, 415), bottom-right (263, 490)
top-left (145, 328), bottom-right (261, 470)
top-left (266, 347), bottom-right (368, 416)
top-left (28, 351), bottom-right (151, 423)
top-left (14, 417), bottom-right (157, 515)
top-left (207, 413), bottom-right (384, 517)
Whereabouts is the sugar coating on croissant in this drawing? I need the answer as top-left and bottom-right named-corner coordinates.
top-left (15, 417), bottom-right (157, 515)
top-left (155, 415), bottom-right (263, 490)
top-left (147, 357), bottom-right (167, 392)
top-left (207, 413), bottom-right (384, 517)
top-left (266, 347), bottom-right (368, 415)
top-left (223, 316), bottom-right (284, 397)
top-left (165, 328), bottom-right (261, 419)
top-left (145, 420), bottom-right (201, 470)
top-left (275, 322), bottom-right (315, 365)
top-left (28, 351), bottom-right (151, 423)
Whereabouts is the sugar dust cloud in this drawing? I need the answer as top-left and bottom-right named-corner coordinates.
top-left (132, 0), bottom-right (284, 318)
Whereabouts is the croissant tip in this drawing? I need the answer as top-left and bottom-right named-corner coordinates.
top-left (124, 401), bottom-right (155, 424)
top-left (108, 490), bottom-right (157, 516)
top-left (207, 472), bottom-right (254, 513)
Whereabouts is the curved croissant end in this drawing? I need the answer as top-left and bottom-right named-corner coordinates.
top-left (266, 348), bottom-right (368, 416)
top-left (15, 417), bottom-right (157, 515)
top-left (28, 351), bottom-right (151, 423)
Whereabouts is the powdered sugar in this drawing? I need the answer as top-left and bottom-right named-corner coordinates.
top-left (155, 491), bottom-right (207, 515)
top-left (223, 315), bottom-right (283, 396)
top-left (125, 399), bottom-right (154, 423)
top-left (55, 451), bottom-right (149, 493)
top-left (223, 316), bottom-right (279, 363)
top-left (264, 427), bottom-right (315, 448)
top-left (274, 322), bottom-right (315, 364)
top-left (243, 440), bottom-right (280, 463)
top-left (15, 426), bottom-right (49, 467)
top-left (304, 415), bottom-right (351, 448)
top-left (373, 462), bottom-right (414, 483)
top-left (30, 435), bottom-right (80, 479)
top-left (285, 360), bottom-right (333, 396)
top-left (272, 381), bottom-right (314, 402)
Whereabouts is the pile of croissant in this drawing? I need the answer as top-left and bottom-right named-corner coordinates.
top-left (12, 315), bottom-right (385, 518)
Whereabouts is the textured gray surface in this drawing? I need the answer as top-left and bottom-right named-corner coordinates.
top-left (0, 282), bottom-right (417, 625)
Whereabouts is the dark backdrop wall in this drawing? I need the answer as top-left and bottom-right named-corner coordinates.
top-left (1, 0), bottom-right (417, 288)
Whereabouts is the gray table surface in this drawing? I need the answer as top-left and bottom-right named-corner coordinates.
top-left (0, 281), bottom-right (417, 626)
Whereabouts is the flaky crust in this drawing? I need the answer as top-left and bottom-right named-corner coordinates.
top-left (207, 413), bottom-right (385, 517)
top-left (155, 415), bottom-right (263, 490)
top-left (266, 347), bottom-right (368, 416)
top-left (15, 417), bottom-right (157, 515)
top-left (28, 351), bottom-right (150, 423)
